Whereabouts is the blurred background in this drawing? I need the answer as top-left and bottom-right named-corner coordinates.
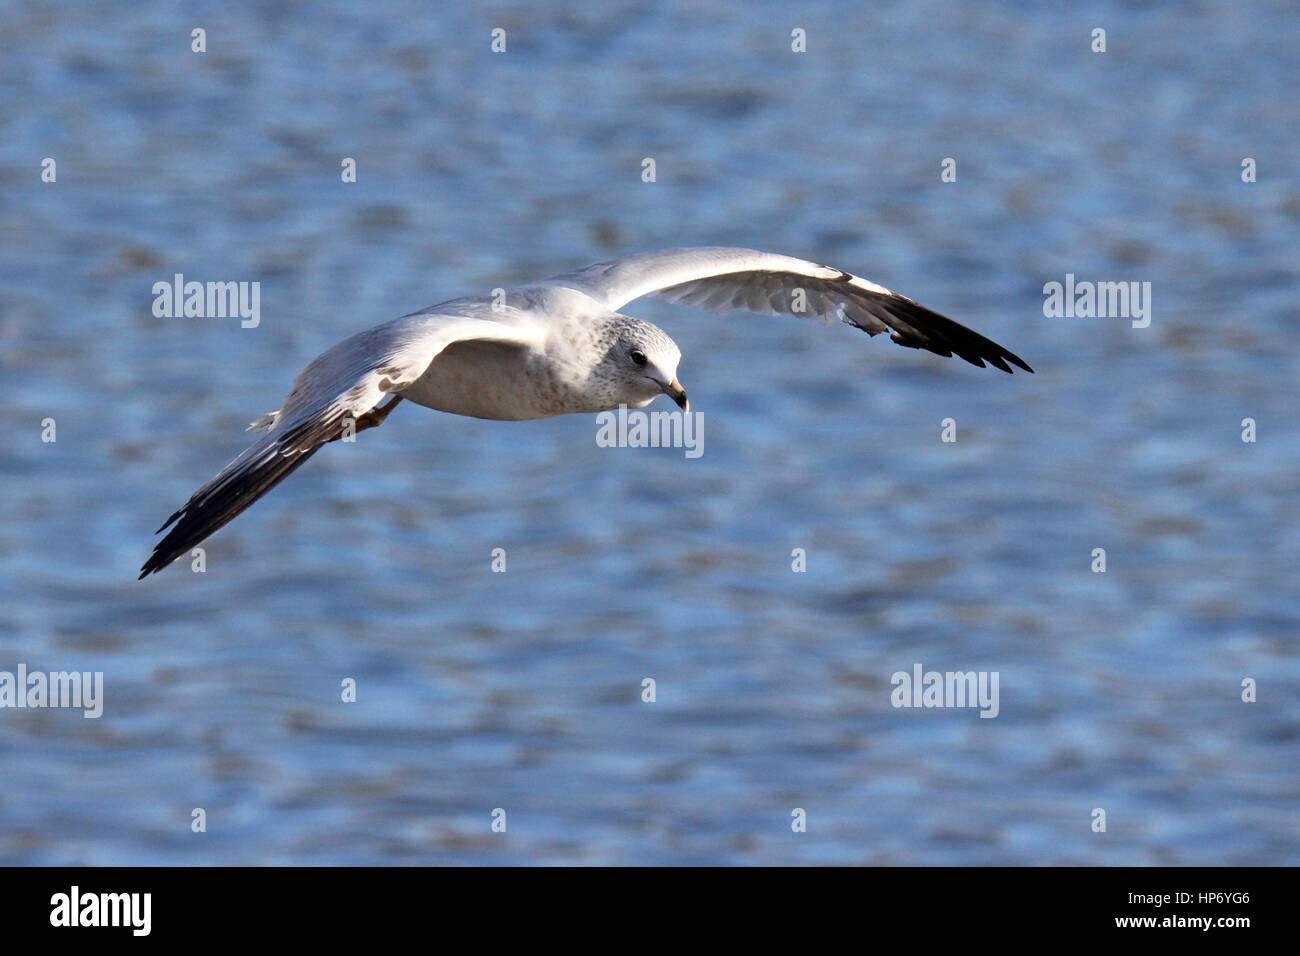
top-left (1, 0), bottom-right (1297, 864)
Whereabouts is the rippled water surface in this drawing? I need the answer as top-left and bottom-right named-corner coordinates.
top-left (1, 1), bottom-right (1297, 864)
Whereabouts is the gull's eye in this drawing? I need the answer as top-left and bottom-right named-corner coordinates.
top-left (630, 349), bottom-right (647, 366)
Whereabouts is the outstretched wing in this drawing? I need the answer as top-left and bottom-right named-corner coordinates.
top-left (140, 312), bottom-right (536, 577)
top-left (551, 247), bottom-right (1032, 373)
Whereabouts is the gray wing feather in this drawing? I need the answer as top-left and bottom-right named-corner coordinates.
top-left (140, 313), bottom-right (533, 577)
top-left (553, 246), bottom-right (1032, 374)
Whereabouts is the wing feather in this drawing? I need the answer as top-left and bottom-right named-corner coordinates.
top-left (551, 247), bottom-right (1032, 374)
top-left (140, 313), bottom-right (535, 577)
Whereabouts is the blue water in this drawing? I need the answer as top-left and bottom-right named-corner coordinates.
top-left (1, 1), bottom-right (1297, 865)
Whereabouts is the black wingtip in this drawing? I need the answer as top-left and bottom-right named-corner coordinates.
top-left (999, 351), bottom-right (1034, 374)
top-left (154, 509), bottom-right (183, 535)
top-left (139, 543), bottom-right (175, 578)
top-left (874, 292), bottom-right (1034, 376)
top-left (138, 437), bottom-right (324, 580)
top-left (988, 351), bottom-right (1034, 374)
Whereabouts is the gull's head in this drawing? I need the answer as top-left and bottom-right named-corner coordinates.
top-left (596, 317), bottom-right (688, 413)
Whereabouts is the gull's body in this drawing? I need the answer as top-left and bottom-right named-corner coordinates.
top-left (140, 247), bottom-right (1032, 577)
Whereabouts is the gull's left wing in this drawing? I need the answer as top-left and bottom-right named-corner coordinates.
top-left (549, 246), bottom-right (1032, 373)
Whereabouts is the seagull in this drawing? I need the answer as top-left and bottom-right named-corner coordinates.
top-left (140, 247), bottom-right (1032, 577)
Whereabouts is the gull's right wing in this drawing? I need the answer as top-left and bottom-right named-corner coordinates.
top-left (140, 311), bottom-right (539, 578)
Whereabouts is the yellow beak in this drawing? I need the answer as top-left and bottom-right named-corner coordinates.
top-left (663, 378), bottom-right (689, 413)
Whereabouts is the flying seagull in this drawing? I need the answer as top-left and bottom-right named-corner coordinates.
top-left (140, 247), bottom-right (1032, 577)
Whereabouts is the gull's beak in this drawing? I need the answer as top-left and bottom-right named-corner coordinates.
top-left (662, 377), bottom-right (689, 413)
